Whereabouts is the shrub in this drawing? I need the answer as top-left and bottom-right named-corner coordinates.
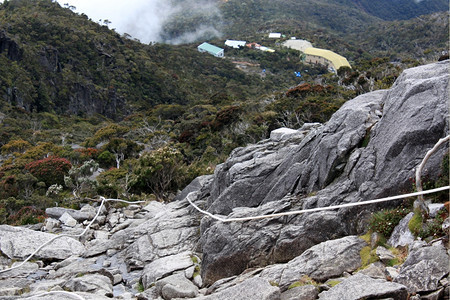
top-left (7, 206), bottom-right (47, 225)
top-left (133, 146), bottom-right (186, 200)
top-left (25, 156), bottom-right (72, 186)
top-left (368, 207), bottom-right (410, 237)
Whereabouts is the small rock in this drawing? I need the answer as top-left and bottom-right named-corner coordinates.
top-left (94, 230), bottom-right (109, 240)
top-left (185, 266), bottom-right (195, 279)
top-left (388, 213), bottom-right (415, 248)
top-left (371, 232), bottom-right (383, 249)
top-left (63, 273), bottom-right (113, 297)
top-left (358, 262), bottom-right (386, 280)
top-left (156, 273), bottom-right (199, 300)
top-left (442, 218), bottom-right (450, 231)
top-left (428, 203), bottom-right (445, 218)
top-left (59, 212), bottom-right (78, 227)
top-left (281, 285), bottom-right (318, 300)
top-left (385, 267), bottom-right (400, 280)
top-left (270, 127), bottom-right (303, 142)
top-left (113, 273), bottom-right (123, 285)
top-left (421, 288), bottom-right (444, 300)
top-left (376, 246), bottom-right (396, 264)
top-left (45, 218), bottom-right (60, 232)
top-left (193, 274), bottom-right (203, 288)
top-left (0, 278), bottom-right (30, 296)
top-left (108, 214), bottom-right (119, 227)
top-left (141, 251), bottom-right (194, 289)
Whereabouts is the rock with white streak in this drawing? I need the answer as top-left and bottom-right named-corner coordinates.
top-left (0, 225), bottom-right (85, 260)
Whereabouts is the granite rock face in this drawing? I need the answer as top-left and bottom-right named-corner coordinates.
top-left (199, 60), bottom-right (449, 284)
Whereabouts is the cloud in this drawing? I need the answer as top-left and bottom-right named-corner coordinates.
top-left (56, 0), bottom-right (222, 44)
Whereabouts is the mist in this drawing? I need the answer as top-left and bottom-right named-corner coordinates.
top-left (57, 0), bottom-right (223, 44)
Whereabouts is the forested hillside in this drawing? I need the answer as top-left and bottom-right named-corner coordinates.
top-left (349, 0), bottom-right (448, 20)
top-left (0, 0), bottom-right (448, 224)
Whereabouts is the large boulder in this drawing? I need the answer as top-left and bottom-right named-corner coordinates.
top-left (196, 277), bottom-right (280, 300)
top-left (394, 241), bottom-right (449, 293)
top-left (260, 236), bottom-right (366, 290)
top-left (141, 251), bottom-right (194, 289)
top-left (111, 199), bottom-right (201, 269)
top-left (318, 273), bottom-right (408, 300)
top-left (0, 225), bottom-right (85, 260)
top-left (199, 60), bottom-right (449, 284)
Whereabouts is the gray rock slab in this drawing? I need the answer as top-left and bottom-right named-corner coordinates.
top-left (47, 257), bottom-right (99, 280)
top-left (428, 203), bottom-right (445, 218)
top-left (174, 174), bottom-right (214, 202)
top-left (281, 284), bottom-right (318, 300)
top-left (113, 199), bottom-right (201, 268)
top-left (0, 225), bottom-right (85, 260)
top-left (199, 277), bottom-right (280, 300)
top-left (0, 261), bottom-right (39, 279)
top-left (318, 273), bottom-right (408, 300)
top-left (59, 212), bottom-right (77, 227)
top-left (29, 279), bottom-right (66, 294)
top-left (357, 262), bottom-right (387, 280)
top-left (141, 251), bottom-right (194, 289)
top-left (22, 291), bottom-right (112, 300)
top-left (260, 236), bottom-right (366, 290)
top-left (45, 205), bottom-right (97, 222)
top-left (63, 273), bottom-right (113, 297)
top-left (388, 212), bottom-right (415, 248)
top-left (270, 127), bottom-right (303, 142)
top-left (394, 241), bottom-right (449, 293)
top-left (376, 246), bottom-right (396, 264)
top-left (155, 273), bottom-right (199, 299)
top-left (0, 278), bottom-right (30, 296)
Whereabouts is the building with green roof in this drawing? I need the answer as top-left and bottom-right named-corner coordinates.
top-left (198, 42), bottom-right (224, 58)
top-left (304, 47), bottom-right (351, 73)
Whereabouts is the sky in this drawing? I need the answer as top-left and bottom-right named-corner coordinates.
top-left (0, 0), bottom-right (220, 43)
top-left (55, 0), bottom-right (174, 43)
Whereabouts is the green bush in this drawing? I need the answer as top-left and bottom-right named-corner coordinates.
top-left (368, 207), bottom-right (410, 237)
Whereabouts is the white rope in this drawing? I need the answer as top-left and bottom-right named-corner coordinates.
top-left (0, 197), bottom-right (145, 276)
top-left (187, 186), bottom-right (450, 222)
top-left (23, 291), bottom-right (86, 300)
top-left (415, 135), bottom-right (450, 202)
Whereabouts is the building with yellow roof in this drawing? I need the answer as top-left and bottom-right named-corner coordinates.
top-left (303, 47), bottom-right (351, 73)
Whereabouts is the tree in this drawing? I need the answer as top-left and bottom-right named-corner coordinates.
top-left (1, 139), bottom-right (31, 154)
top-left (64, 160), bottom-right (99, 199)
top-left (133, 146), bottom-right (185, 200)
top-left (102, 138), bottom-right (143, 169)
top-left (25, 156), bottom-right (72, 186)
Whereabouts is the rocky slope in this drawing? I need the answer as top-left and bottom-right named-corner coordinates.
top-left (0, 60), bottom-right (448, 299)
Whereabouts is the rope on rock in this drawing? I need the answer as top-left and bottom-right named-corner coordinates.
top-left (415, 135), bottom-right (450, 204)
top-left (186, 186), bottom-right (450, 223)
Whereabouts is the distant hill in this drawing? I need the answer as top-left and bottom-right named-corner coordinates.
top-left (159, 0), bottom-right (448, 43)
top-left (350, 0), bottom-right (449, 20)
top-left (0, 0), bottom-right (273, 119)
